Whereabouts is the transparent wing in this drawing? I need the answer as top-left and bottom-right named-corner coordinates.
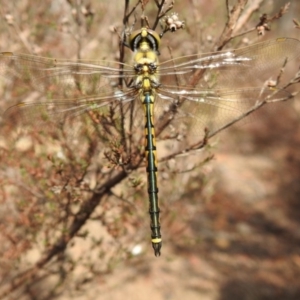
top-left (0, 52), bottom-right (135, 98)
top-left (4, 89), bottom-right (137, 124)
top-left (0, 52), bottom-right (142, 143)
top-left (159, 38), bottom-right (300, 88)
top-left (153, 38), bottom-right (300, 147)
top-left (155, 87), bottom-right (290, 142)
top-left (2, 89), bottom-right (142, 147)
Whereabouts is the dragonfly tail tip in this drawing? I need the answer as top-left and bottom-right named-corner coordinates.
top-left (152, 242), bottom-right (162, 257)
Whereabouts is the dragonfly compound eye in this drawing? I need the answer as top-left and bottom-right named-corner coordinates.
top-left (134, 63), bottom-right (143, 73)
top-left (148, 62), bottom-right (157, 72)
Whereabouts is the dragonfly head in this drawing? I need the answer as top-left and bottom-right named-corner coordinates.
top-left (129, 27), bottom-right (161, 53)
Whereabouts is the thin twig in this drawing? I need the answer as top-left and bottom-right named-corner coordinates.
top-left (216, 0), bottom-right (248, 50)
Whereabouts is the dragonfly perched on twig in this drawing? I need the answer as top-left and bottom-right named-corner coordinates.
top-left (1, 20), bottom-right (300, 256)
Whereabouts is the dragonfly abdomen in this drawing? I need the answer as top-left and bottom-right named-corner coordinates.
top-left (143, 92), bottom-right (161, 256)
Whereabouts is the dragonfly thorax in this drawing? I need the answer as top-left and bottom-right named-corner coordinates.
top-left (133, 55), bottom-right (160, 92)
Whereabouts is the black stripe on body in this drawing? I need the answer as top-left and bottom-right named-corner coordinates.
top-left (143, 92), bottom-right (161, 256)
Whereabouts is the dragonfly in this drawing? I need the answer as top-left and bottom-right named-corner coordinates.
top-left (1, 25), bottom-right (300, 256)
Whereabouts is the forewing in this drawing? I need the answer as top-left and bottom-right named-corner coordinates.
top-left (0, 52), bottom-right (135, 99)
top-left (159, 38), bottom-right (300, 89)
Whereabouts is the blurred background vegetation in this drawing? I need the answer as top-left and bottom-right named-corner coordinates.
top-left (0, 0), bottom-right (300, 299)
